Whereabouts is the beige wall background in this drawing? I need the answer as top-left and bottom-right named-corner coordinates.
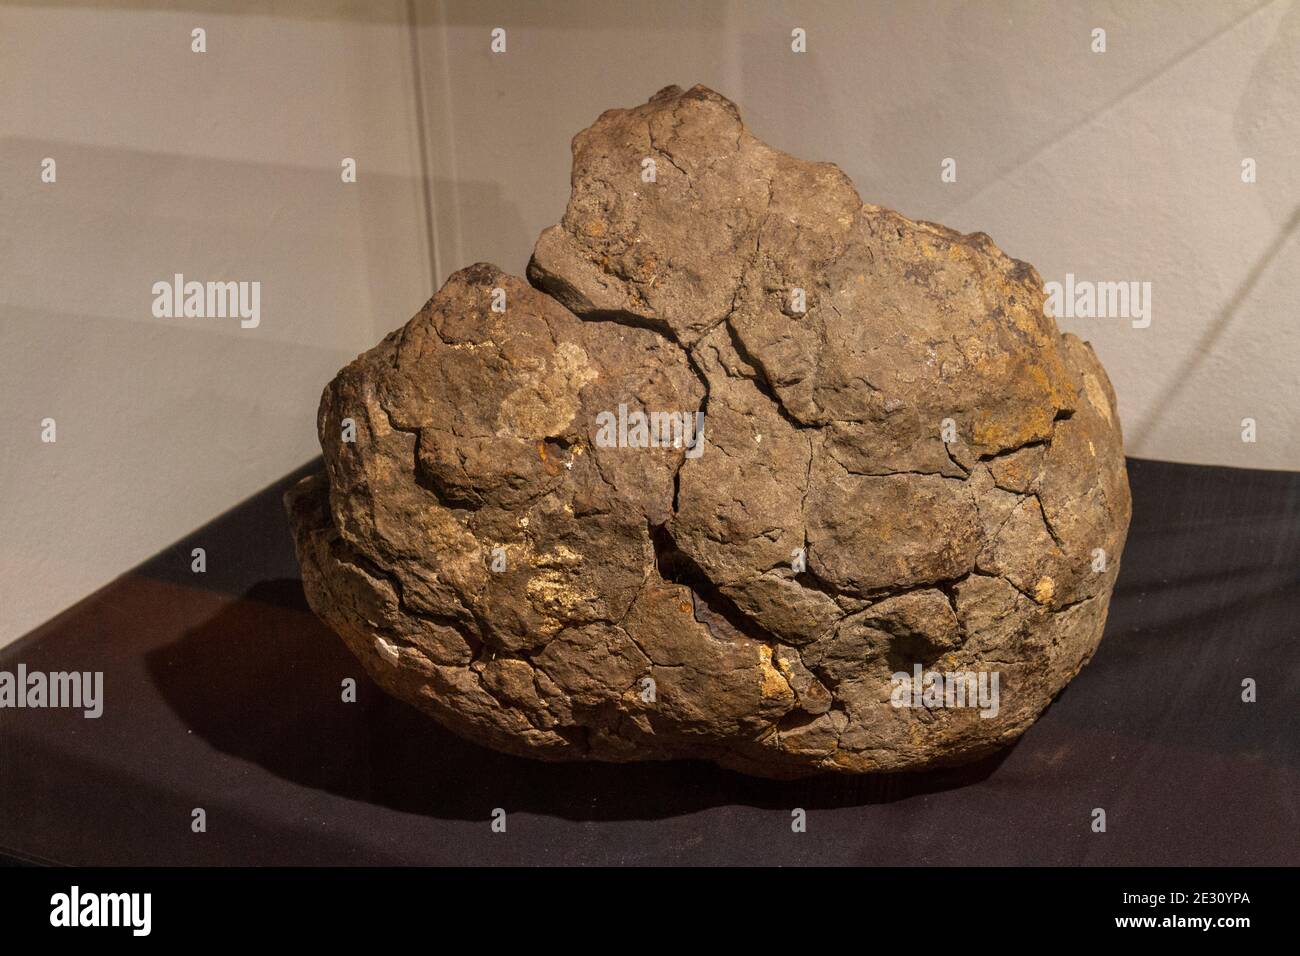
top-left (2, 0), bottom-right (1297, 646)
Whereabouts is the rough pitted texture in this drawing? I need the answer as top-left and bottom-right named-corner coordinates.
top-left (286, 85), bottom-right (1131, 778)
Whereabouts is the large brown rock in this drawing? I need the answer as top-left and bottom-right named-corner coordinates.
top-left (286, 85), bottom-right (1131, 777)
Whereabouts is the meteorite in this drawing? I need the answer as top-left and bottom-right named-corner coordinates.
top-left (286, 85), bottom-right (1131, 778)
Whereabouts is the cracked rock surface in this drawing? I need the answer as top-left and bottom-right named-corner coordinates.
top-left (286, 85), bottom-right (1131, 778)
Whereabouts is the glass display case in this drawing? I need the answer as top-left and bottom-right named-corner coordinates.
top-left (1, 0), bottom-right (1296, 887)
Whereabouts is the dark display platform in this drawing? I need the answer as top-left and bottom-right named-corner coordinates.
top-left (1, 458), bottom-right (1296, 865)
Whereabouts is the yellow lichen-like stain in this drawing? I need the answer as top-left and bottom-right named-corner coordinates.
top-left (526, 569), bottom-right (593, 620)
top-left (1033, 576), bottom-right (1055, 604)
top-left (758, 645), bottom-right (793, 699)
top-left (501, 340), bottom-right (596, 438)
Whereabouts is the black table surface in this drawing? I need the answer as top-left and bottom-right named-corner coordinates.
top-left (1, 457), bottom-right (1297, 866)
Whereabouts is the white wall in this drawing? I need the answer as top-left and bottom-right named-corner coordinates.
top-left (2, 0), bottom-right (1297, 645)
top-left (1, 1), bottom-right (431, 644)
